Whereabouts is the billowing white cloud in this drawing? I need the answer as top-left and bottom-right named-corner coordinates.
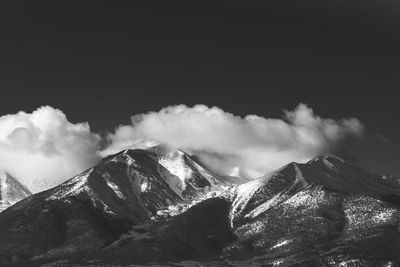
top-left (0, 106), bottom-right (101, 192)
top-left (0, 104), bottom-right (365, 193)
top-left (102, 104), bottom-right (364, 178)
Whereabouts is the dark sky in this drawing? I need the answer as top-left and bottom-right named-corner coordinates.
top-left (0, 0), bottom-right (399, 176)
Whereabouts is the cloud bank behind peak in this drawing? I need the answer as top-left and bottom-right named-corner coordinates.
top-left (0, 103), bottom-right (364, 193)
top-left (0, 106), bottom-right (101, 192)
top-left (102, 104), bottom-right (364, 178)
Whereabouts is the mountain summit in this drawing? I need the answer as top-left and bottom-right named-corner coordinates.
top-left (0, 170), bottom-right (31, 212)
top-left (0, 152), bottom-right (399, 266)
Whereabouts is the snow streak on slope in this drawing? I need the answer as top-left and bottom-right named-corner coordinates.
top-left (46, 170), bottom-right (91, 201)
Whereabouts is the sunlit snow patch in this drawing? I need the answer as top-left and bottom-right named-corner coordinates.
top-left (271, 239), bottom-right (291, 249)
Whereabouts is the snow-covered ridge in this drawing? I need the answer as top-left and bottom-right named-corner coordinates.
top-left (307, 155), bottom-right (346, 164)
top-left (230, 155), bottom-right (400, 225)
top-left (46, 169), bottom-right (91, 201)
top-left (128, 140), bottom-right (161, 150)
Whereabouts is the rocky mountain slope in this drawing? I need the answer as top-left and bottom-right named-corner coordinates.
top-left (0, 152), bottom-right (399, 266)
top-left (0, 145), bottom-right (228, 265)
top-left (0, 170), bottom-right (31, 212)
top-left (226, 155), bottom-right (400, 266)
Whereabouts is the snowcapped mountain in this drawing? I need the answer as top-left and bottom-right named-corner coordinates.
top-left (230, 155), bottom-right (400, 222)
top-left (0, 152), bottom-right (400, 266)
top-left (226, 155), bottom-right (400, 266)
top-left (0, 144), bottom-right (233, 265)
top-left (129, 140), bottom-right (248, 186)
top-left (130, 141), bottom-right (228, 198)
top-left (0, 169), bottom-right (31, 212)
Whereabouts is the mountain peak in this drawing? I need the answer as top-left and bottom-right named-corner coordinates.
top-left (0, 170), bottom-right (31, 212)
top-left (128, 140), bottom-right (162, 150)
top-left (307, 154), bottom-right (346, 165)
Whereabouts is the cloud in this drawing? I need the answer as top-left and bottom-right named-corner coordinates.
top-left (0, 104), bottom-right (365, 193)
top-left (102, 104), bottom-right (364, 178)
top-left (0, 106), bottom-right (100, 193)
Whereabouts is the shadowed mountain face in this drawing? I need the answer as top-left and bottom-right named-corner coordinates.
top-left (0, 170), bottom-right (31, 212)
top-left (0, 152), bottom-right (399, 266)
